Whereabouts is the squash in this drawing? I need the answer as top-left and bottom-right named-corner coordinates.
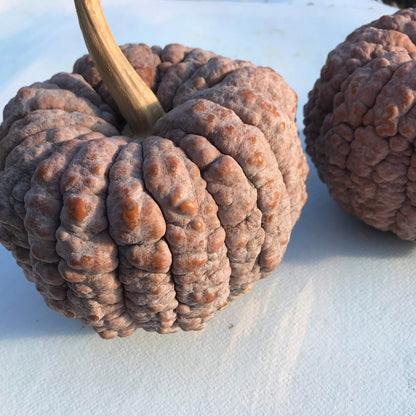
top-left (0, 0), bottom-right (308, 338)
top-left (304, 8), bottom-right (416, 240)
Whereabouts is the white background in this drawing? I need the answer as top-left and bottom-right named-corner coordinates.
top-left (1, 1), bottom-right (416, 415)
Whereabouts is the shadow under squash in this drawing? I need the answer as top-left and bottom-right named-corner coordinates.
top-left (284, 171), bottom-right (415, 265)
top-left (0, 247), bottom-right (85, 339)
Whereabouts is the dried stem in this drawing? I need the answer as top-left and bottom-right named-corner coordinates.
top-left (74, 0), bottom-right (164, 138)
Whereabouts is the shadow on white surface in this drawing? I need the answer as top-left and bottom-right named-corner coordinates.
top-left (284, 168), bottom-right (415, 265)
top-left (0, 248), bottom-right (85, 339)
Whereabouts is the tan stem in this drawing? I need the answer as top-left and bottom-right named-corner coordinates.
top-left (74, 0), bottom-right (164, 138)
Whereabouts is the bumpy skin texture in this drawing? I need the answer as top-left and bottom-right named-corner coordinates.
top-left (0, 43), bottom-right (308, 338)
top-left (304, 8), bottom-right (416, 240)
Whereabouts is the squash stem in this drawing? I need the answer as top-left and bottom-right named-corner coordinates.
top-left (74, 0), bottom-right (164, 138)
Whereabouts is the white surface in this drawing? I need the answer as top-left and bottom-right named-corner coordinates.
top-left (1, 1), bottom-right (415, 415)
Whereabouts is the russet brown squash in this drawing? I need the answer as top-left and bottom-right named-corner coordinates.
top-left (0, 0), bottom-right (308, 338)
top-left (304, 8), bottom-right (416, 241)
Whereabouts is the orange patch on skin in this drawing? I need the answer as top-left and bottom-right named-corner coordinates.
top-left (382, 105), bottom-right (399, 122)
top-left (72, 254), bottom-right (113, 271)
top-left (243, 89), bottom-right (256, 102)
top-left (401, 91), bottom-right (413, 107)
top-left (93, 165), bottom-right (105, 175)
top-left (193, 292), bottom-right (203, 303)
top-left (191, 219), bottom-right (203, 231)
top-left (204, 114), bottom-right (215, 124)
top-left (258, 99), bottom-right (280, 117)
top-left (264, 214), bottom-right (274, 224)
top-left (177, 256), bottom-right (207, 271)
top-left (150, 285), bottom-right (163, 295)
top-left (170, 187), bottom-right (185, 207)
top-left (264, 179), bottom-right (274, 188)
top-left (218, 108), bottom-right (231, 120)
top-left (150, 248), bottom-right (171, 272)
top-left (203, 291), bottom-right (216, 303)
top-left (167, 157), bottom-right (179, 173)
top-left (148, 163), bottom-right (159, 176)
top-left (192, 101), bottom-right (207, 113)
top-left (225, 125), bottom-right (235, 135)
top-left (180, 200), bottom-right (197, 216)
top-left (375, 58), bottom-right (389, 68)
top-left (261, 255), bottom-right (276, 268)
top-left (66, 196), bottom-right (89, 222)
top-left (82, 255), bottom-right (93, 266)
top-left (121, 197), bottom-right (139, 230)
top-left (248, 152), bottom-right (264, 167)
top-left (149, 305), bottom-right (163, 313)
top-left (267, 200), bottom-right (278, 210)
top-left (69, 257), bottom-right (82, 267)
top-left (193, 77), bottom-right (205, 88)
top-left (86, 178), bottom-right (96, 187)
top-left (34, 163), bottom-right (53, 182)
top-left (280, 122), bottom-right (286, 132)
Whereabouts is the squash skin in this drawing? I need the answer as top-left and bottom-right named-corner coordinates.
top-left (0, 43), bottom-right (308, 338)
